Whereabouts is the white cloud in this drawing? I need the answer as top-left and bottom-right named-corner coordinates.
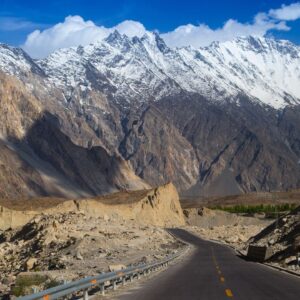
top-left (161, 12), bottom-right (290, 48)
top-left (22, 3), bottom-right (300, 58)
top-left (115, 20), bottom-right (146, 37)
top-left (269, 2), bottom-right (300, 21)
top-left (22, 16), bottom-right (146, 58)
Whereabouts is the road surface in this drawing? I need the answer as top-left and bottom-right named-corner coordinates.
top-left (116, 229), bottom-right (300, 300)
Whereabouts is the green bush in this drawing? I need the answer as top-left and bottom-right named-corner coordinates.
top-left (12, 274), bottom-right (48, 296)
top-left (44, 279), bottom-right (60, 289)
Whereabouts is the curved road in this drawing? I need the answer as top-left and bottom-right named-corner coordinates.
top-left (116, 229), bottom-right (300, 300)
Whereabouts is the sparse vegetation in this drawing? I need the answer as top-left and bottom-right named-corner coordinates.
top-left (12, 274), bottom-right (48, 296)
top-left (44, 279), bottom-right (61, 289)
top-left (212, 203), bottom-right (297, 215)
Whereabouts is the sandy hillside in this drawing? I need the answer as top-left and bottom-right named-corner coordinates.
top-left (0, 183), bottom-right (185, 231)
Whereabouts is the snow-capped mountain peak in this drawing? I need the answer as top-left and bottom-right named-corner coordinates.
top-left (0, 43), bottom-right (44, 77)
top-left (0, 34), bottom-right (300, 109)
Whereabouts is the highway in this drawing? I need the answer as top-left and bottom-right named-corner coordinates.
top-left (116, 229), bottom-right (300, 300)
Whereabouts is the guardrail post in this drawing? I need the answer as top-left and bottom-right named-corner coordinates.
top-left (130, 275), bottom-right (133, 282)
top-left (100, 283), bottom-right (105, 296)
top-left (83, 289), bottom-right (89, 300)
top-left (122, 276), bottom-right (126, 286)
top-left (113, 280), bottom-right (117, 290)
top-left (137, 272), bottom-right (141, 280)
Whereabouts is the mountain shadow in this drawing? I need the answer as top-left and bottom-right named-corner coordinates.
top-left (0, 111), bottom-right (148, 200)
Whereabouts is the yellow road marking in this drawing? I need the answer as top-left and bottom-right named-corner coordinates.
top-left (225, 289), bottom-right (233, 297)
top-left (212, 248), bottom-right (233, 297)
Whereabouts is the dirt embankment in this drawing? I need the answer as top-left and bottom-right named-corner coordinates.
top-left (0, 183), bottom-right (185, 231)
top-left (248, 206), bottom-right (300, 272)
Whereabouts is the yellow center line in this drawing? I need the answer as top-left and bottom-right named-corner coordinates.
top-left (225, 289), bottom-right (233, 297)
top-left (212, 248), bottom-right (233, 297)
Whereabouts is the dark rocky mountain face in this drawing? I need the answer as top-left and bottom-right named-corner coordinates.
top-left (1, 34), bottom-right (300, 198)
top-left (119, 104), bottom-right (199, 190)
top-left (156, 94), bottom-right (300, 196)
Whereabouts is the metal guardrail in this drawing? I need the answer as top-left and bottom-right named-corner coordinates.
top-left (17, 251), bottom-right (184, 300)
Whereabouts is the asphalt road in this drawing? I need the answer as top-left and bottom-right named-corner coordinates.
top-left (116, 229), bottom-right (300, 300)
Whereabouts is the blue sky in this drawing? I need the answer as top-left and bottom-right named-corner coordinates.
top-left (1, 0), bottom-right (300, 57)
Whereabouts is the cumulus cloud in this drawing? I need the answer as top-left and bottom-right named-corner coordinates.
top-left (269, 2), bottom-right (300, 20)
top-left (161, 9), bottom-right (291, 48)
top-left (115, 20), bottom-right (146, 37)
top-left (22, 2), bottom-right (300, 58)
top-left (161, 19), bottom-right (288, 48)
top-left (23, 16), bottom-right (146, 58)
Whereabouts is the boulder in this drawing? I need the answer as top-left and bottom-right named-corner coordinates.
top-left (285, 256), bottom-right (296, 264)
top-left (75, 251), bottom-right (83, 260)
top-left (26, 258), bottom-right (37, 270)
top-left (268, 239), bottom-right (275, 245)
top-left (225, 236), bottom-right (239, 243)
top-left (108, 264), bottom-right (126, 272)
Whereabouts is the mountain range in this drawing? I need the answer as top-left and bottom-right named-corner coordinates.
top-left (1, 32), bottom-right (300, 199)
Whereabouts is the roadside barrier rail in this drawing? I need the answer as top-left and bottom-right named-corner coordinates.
top-left (17, 250), bottom-right (183, 300)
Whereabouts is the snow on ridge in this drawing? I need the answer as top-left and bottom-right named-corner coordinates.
top-left (1, 34), bottom-right (300, 109)
top-left (0, 44), bottom-right (32, 75)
